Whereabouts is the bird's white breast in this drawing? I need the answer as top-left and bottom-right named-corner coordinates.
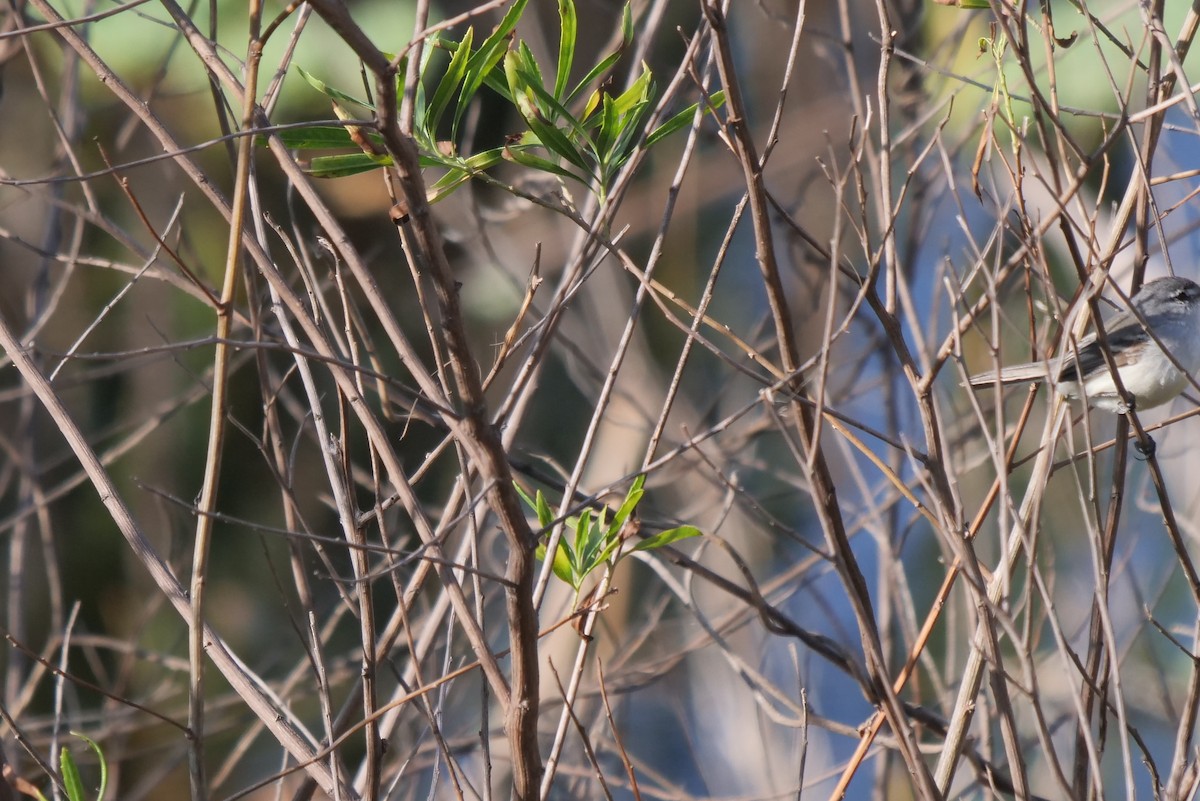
top-left (1071, 310), bottom-right (1200, 412)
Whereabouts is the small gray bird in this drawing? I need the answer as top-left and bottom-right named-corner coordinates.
top-left (967, 276), bottom-right (1200, 413)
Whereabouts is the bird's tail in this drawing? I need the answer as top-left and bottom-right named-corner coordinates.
top-left (967, 362), bottom-right (1050, 387)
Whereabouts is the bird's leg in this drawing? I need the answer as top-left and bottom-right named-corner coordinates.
top-left (1118, 396), bottom-right (1158, 457)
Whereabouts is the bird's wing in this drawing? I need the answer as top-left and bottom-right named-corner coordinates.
top-left (1058, 315), bottom-right (1149, 382)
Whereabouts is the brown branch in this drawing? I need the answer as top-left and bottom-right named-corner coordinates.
top-left (300, 2), bottom-right (543, 797)
top-left (701, 2), bottom-right (941, 797)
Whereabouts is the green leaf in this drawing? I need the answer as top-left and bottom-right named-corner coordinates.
top-left (515, 100), bottom-right (593, 174)
top-left (514, 484), bottom-right (555, 529)
top-left (536, 540), bottom-right (577, 587)
top-left (621, 2), bottom-right (633, 45)
top-left (644, 90), bottom-right (725, 148)
top-left (564, 50), bottom-right (623, 107)
top-left (427, 27), bottom-right (474, 133)
top-left (607, 98), bottom-right (652, 168)
top-left (574, 508), bottom-right (597, 569)
top-left (633, 525), bottom-right (702, 552)
top-left (514, 482), bottom-right (537, 510)
top-left (306, 153), bottom-right (390, 178)
top-left (595, 93), bottom-right (620, 161)
top-left (580, 88), bottom-right (603, 123)
top-left (595, 532), bottom-right (624, 566)
top-left (270, 125), bottom-right (367, 150)
top-left (456, 0), bottom-right (527, 122)
top-left (476, 0), bottom-right (528, 57)
top-left (590, 69), bottom-right (654, 172)
top-left (60, 747), bottom-right (84, 801)
top-left (554, 0), bottom-right (577, 100)
top-left (515, 41), bottom-right (545, 103)
top-left (609, 65), bottom-right (653, 117)
top-left (428, 170), bottom-right (472, 197)
top-left (72, 733), bottom-right (107, 801)
top-left (296, 66), bottom-right (374, 111)
top-left (428, 148), bottom-right (507, 197)
top-left (535, 489), bottom-right (554, 529)
top-left (609, 475), bottom-right (645, 536)
top-left (505, 145), bottom-right (588, 184)
top-left (518, 68), bottom-right (589, 138)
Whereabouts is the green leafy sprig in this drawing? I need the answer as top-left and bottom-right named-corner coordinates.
top-left (516, 475), bottom-right (700, 599)
top-left (281, 0), bottom-right (723, 204)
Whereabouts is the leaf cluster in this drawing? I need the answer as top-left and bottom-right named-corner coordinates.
top-left (279, 0), bottom-right (723, 203)
top-left (27, 733), bottom-right (108, 801)
top-left (516, 475), bottom-right (701, 596)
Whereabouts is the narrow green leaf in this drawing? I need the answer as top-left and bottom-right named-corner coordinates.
top-left (607, 98), bottom-right (653, 168)
top-left (478, 66), bottom-right (514, 103)
top-left (269, 126), bottom-right (365, 150)
top-left (609, 475), bottom-right (645, 535)
top-left (514, 485), bottom-right (561, 535)
top-left (306, 153), bottom-right (390, 178)
top-left (419, 153), bottom-right (464, 170)
top-left (595, 532), bottom-right (624, 566)
top-left (554, 0), bottom-right (577, 100)
top-left (503, 47), bottom-right (525, 105)
top-left (609, 65), bottom-right (652, 117)
top-left (621, 2), bottom-right (633, 45)
top-left (428, 148), bottom-right (506, 196)
top-left (413, 49), bottom-right (430, 129)
top-left (561, 524), bottom-right (582, 575)
top-left (515, 95), bottom-right (593, 173)
top-left (514, 482), bottom-right (537, 510)
top-left (516, 41), bottom-right (545, 102)
top-left (595, 93), bottom-right (619, 161)
top-left (480, 0), bottom-right (528, 53)
top-left (505, 145), bottom-right (587, 183)
top-left (456, 0), bottom-right (527, 123)
top-left (514, 63), bottom-right (593, 146)
top-left (644, 90), bottom-right (725, 148)
top-left (461, 147), bottom-right (507, 171)
top-left (580, 88), bottom-right (603, 122)
top-left (589, 513), bottom-right (612, 567)
top-left (633, 525), bottom-right (702, 552)
top-left (535, 489), bottom-right (554, 529)
top-left (564, 50), bottom-right (622, 107)
top-left (427, 27), bottom-right (474, 132)
top-left (457, 38), bottom-right (509, 127)
top-left (536, 541), bottom-right (577, 587)
top-left (574, 508), bottom-right (596, 569)
top-left (71, 733), bottom-right (107, 801)
top-left (429, 170), bottom-right (471, 198)
top-left (296, 67), bottom-right (374, 110)
top-left (60, 747), bottom-right (84, 801)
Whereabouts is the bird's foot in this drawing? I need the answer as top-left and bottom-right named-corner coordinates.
top-left (1135, 436), bottom-right (1157, 459)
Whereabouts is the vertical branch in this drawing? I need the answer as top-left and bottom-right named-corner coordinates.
top-left (301, 3), bottom-right (544, 797)
top-left (872, 0), bottom-right (898, 313)
top-left (701, 2), bottom-right (940, 797)
top-left (187, 5), bottom-right (263, 799)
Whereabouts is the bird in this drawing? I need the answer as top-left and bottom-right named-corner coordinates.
top-left (967, 276), bottom-right (1200, 414)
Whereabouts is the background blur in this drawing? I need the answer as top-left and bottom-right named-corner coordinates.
top-left (4, 0), bottom-right (1200, 799)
